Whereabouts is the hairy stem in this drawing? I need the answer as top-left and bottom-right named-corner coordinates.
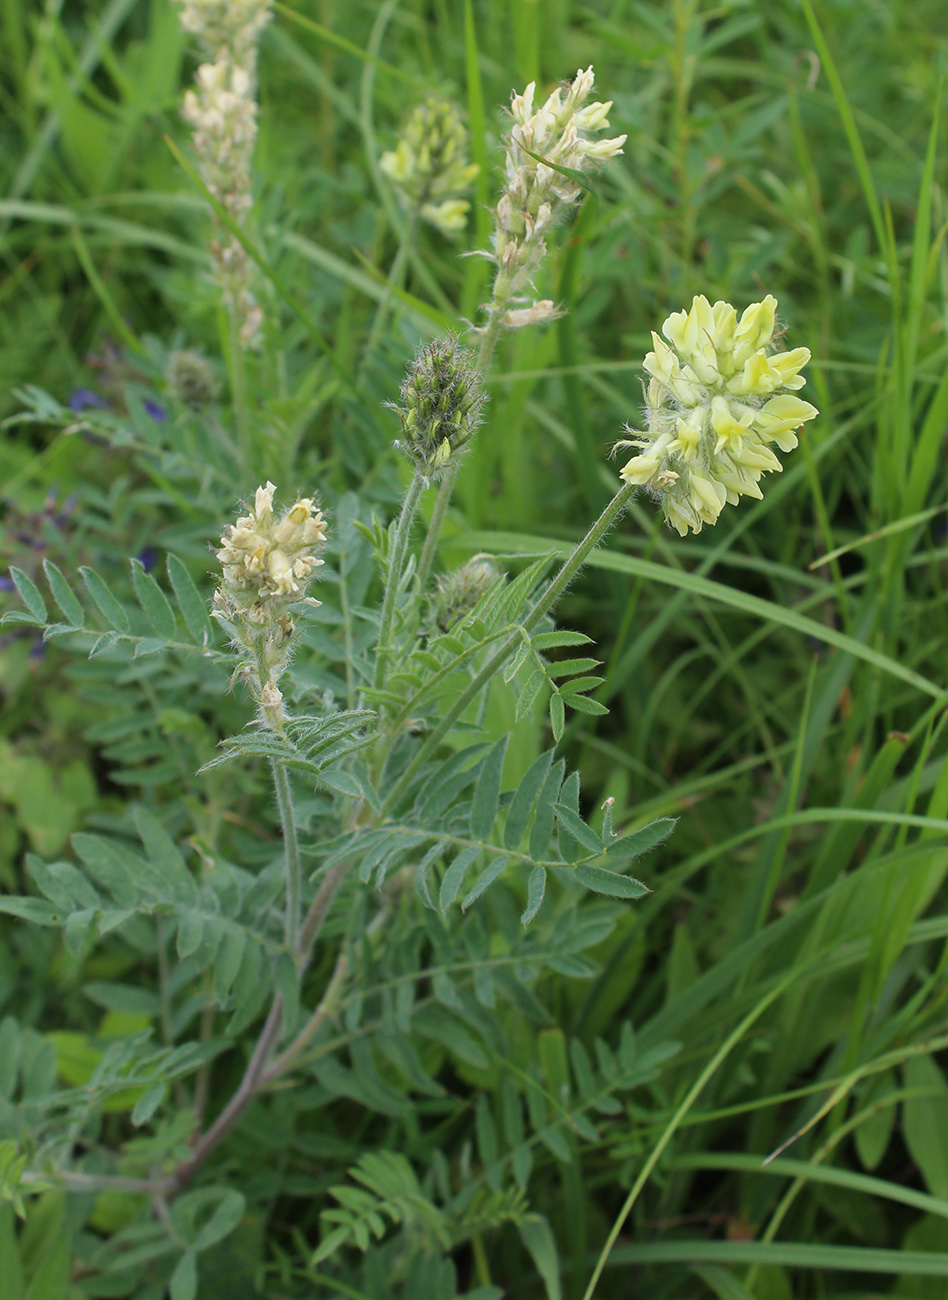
top-left (415, 462), bottom-right (457, 597)
top-left (262, 949), bottom-right (348, 1083)
top-left (298, 860), bottom-right (349, 970)
top-left (373, 471), bottom-right (426, 690)
top-left (172, 994), bottom-right (283, 1190)
top-left (382, 483), bottom-right (634, 814)
top-left (272, 758), bottom-right (301, 953)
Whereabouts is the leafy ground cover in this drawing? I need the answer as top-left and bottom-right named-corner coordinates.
top-left (1, 1), bottom-right (948, 1297)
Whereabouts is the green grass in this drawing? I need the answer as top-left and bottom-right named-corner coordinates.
top-left (2, 0), bottom-right (948, 1297)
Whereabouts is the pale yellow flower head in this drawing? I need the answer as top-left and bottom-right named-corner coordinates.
top-left (618, 295), bottom-right (818, 535)
top-left (213, 483), bottom-right (328, 727)
top-left (490, 65), bottom-right (626, 330)
top-left (215, 481), bottom-right (327, 622)
top-left (380, 97), bottom-right (479, 237)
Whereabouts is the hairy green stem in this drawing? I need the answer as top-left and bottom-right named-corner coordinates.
top-left (374, 471), bottom-right (426, 690)
top-left (262, 949), bottom-right (348, 1083)
top-left (415, 462), bottom-right (457, 597)
top-left (272, 759), bottom-right (301, 953)
top-left (382, 483), bottom-right (634, 815)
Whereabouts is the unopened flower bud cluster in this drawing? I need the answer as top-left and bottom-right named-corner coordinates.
top-left (488, 66), bottom-right (626, 331)
top-left (177, 0), bottom-right (272, 348)
top-left (618, 295), bottom-right (819, 535)
top-left (433, 557), bottom-right (501, 631)
top-left (388, 337), bottom-right (487, 476)
top-left (214, 482), bottom-right (327, 727)
top-left (380, 97), bottom-right (479, 237)
top-left (178, 0), bottom-right (271, 65)
top-left (166, 349), bottom-right (219, 412)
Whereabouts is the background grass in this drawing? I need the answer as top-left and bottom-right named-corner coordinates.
top-left (2, 0), bottom-right (948, 1296)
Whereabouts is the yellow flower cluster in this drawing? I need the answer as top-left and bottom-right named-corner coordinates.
top-left (380, 98), bottom-right (479, 237)
top-left (176, 0), bottom-right (271, 348)
top-left (213, 483), bottom-right (327, 729)
top-left (619, 295), bottom-right (818, 535)
top-left (215, 482), bottom-right (327, 619)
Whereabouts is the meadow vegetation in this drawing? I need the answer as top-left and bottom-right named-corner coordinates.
top-left (1, 1), bottom-right (948, 1297)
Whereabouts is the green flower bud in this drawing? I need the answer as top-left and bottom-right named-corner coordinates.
top-left (166, 349), bottom-right (219, 412)
top-left (432, 558), bottom-right (502, 631)
top-left (388, 336), bottom-right (487, 476)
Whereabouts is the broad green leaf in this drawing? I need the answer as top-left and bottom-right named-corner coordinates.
top-left (79, 567), bottom-right (130, 632)
top-left (553, 803), bottom-right (603, 860)
top-left (505, 751), bottom-right (553, 850)
top-left (130, 559), bottom-right (175, 639)
top-left (521, 867), bottom-right (546, 925)
top-left (471, 737), bottom-right (508, 839)
top-left (169, 1250), bottom-right (197, 1300)
top-left (606, 816), bottom-right (678, 862)
top-left (549, 693), bottom-right (565, 741)
top-left (8, 567), bottom-right (46, 621)
top-left (519, 1215), bottom-right (562, 1300)
top-left (461, 855), bottom-right (508, 911)
top-left (563, 694), bottom-right (609, 717)
top-left (192, 1189), bottom-right (246, 1250)
top-left (131, 1081), bottom-right (166, 1127)
top-left (319, 767), bottom-right (363, 798)
top-left (516, 671), bottom-right (544, 721)
top-left (167, 555), bottom-right (213, 643)
top-left (439, 844), bottom-right (481, 914)
top-left (546, 658), bottom-right (601, 679)
top-left (213, 925), bottom-right (247, 1005)
top-left (42, 560), bottom-right (83, 626)
top-left (176, 913), bottom-right (204, 959)
top-left (573, 863), bottom-right (650, 899)
top-left (133, 808), bottom-right (197, 904)
top-left (530, 631), bottom-right (593, 650)
top-left (0, 897), bottom-right (62, 926)
top-left (529, 760), bottom-right (564, 862)
top-left (72, 832), bottom-right (162, 906)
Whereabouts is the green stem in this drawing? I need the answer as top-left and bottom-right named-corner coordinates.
top-left (415, 461), bottom-right (457, 597)
top-left (272, 759), bottom-right (301, 953)
top-left (414, 307), bottom-right (507, 593)
top-left (382, 483), bottom-right (634, 815)
top-left (373, 472), bottom-right (427, 690)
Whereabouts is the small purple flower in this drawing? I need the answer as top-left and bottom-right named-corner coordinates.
top-left (0, 575), bottom-right (15, 592)
top-left (137, 548), bottom-right (157, 572)
top-left (29, 638), bottom-right (46, 663)
top-left (68, 388), bottom-right (108, 412)
top-left (145, 400), bottom-right (167, 423)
